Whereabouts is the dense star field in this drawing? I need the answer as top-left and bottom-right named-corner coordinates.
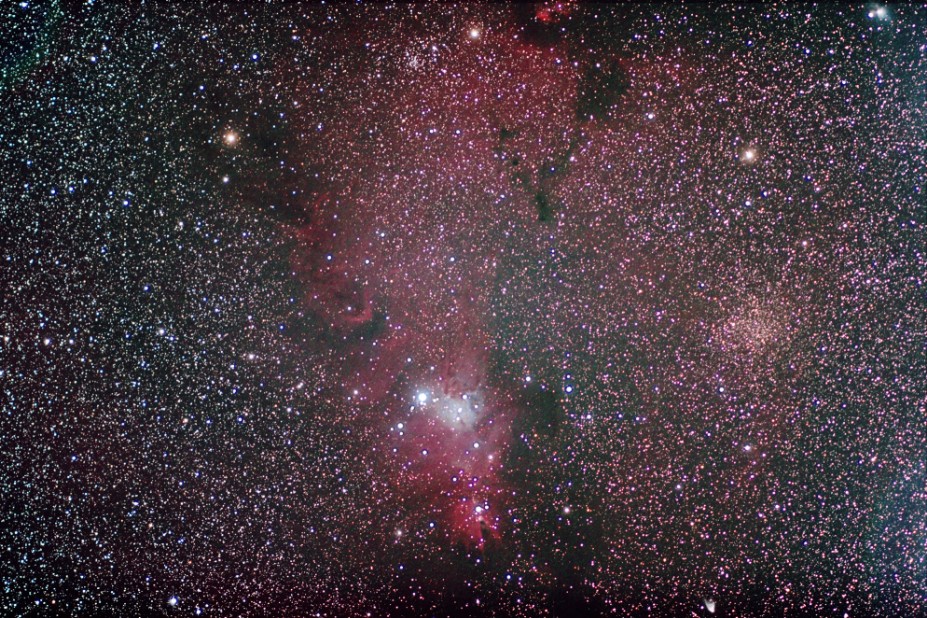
top-left (2, 2), bottom-right (926, 616)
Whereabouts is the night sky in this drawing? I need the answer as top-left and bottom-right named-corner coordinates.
top-left (2, 2), bottom-right (926, 616)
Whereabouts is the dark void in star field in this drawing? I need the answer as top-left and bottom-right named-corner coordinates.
top-left (1, 2), bottom-right (925, 617)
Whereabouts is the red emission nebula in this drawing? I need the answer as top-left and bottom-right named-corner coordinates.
top-left (284, 15), bottom-right (588, 547)
top-left (282, 9), bottom-right (758, 552)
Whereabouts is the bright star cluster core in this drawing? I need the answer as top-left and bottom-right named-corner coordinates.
top-left (1, 2), bottom-right (925, 617)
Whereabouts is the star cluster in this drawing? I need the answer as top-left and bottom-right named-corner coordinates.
top-left (1, 2), bottom-right (925, 617)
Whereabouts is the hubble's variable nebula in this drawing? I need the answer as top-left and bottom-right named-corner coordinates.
top-left (1, 2), bottom-right (925, 617)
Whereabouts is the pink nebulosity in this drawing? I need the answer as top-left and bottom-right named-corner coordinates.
top-left (279, 20), bottom-right (582, 548)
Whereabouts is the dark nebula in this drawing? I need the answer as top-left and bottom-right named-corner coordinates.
top-left (2, 2), bottom-right (926, 617)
